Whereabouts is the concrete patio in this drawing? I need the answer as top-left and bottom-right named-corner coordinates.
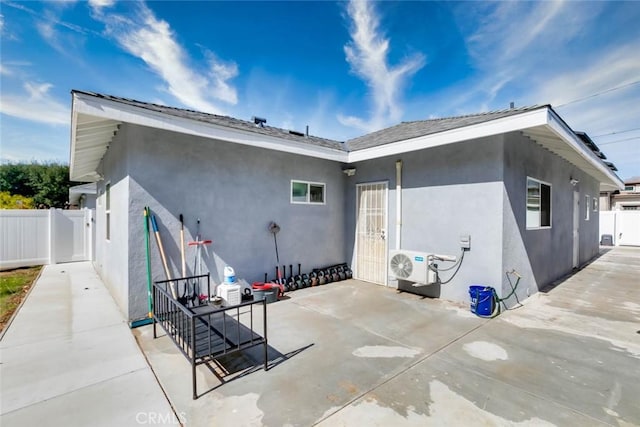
top-left (136, 246), bottom-right (640, 426)
top-left (1, 247), bottom-right (639, 426)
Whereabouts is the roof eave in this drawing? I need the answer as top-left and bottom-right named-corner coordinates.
top-left (346, 106), bottom-right (623, 191)
top-left (544, 108), bottom-right (624, 191)
top-left (346, 107), bottom-right (551, 163)
top-left (69, 92), bottom-right (349, 182)
top-left (69, 93), bottom-right (624, 192)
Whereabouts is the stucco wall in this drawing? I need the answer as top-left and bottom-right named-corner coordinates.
top-left (93, 126), bottom-right (130, 317)
top-left (124, 124), bottom-right (347, 321)
top-left (94, 122), bottom-right (605, 320)
top-left (501, 131), bottom-right (601, 305)
top-left (345, 137), bottom-right (506, 303)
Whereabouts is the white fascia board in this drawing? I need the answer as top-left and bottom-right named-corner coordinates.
top-left (69, 98), bottom-right (81, 178)
top-left (346, 108), bottom-right (549, 163)
top-left (545, 109), bottom-right (624, 190)
top-left (72, 93), bottom-right (348, 163)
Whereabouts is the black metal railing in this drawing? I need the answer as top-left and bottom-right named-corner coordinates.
top-left (152, 274), bottom-right (268, 399)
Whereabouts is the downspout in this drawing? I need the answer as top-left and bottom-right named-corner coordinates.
top-left (396, 160), bottom-right (402, 250)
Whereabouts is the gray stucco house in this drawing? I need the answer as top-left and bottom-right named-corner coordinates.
top-left (69, 90), bottom-right (623, 324)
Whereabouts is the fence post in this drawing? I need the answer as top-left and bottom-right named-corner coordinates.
top-left (84, 208), bottom-right (93, 261)
top-left (49, 208), bottom-right (55, 265)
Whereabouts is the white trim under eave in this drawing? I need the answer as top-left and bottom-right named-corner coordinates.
top-left (545, 109), bottom-right (624, 190)
top-left (72, 93), bottom-right (349, 163)
top-left (346, 108), bottom-right (550, 163)
top-left (69, 105), bottom-right (80, 178)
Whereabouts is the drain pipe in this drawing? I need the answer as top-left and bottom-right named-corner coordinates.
top-left (396, 160), bottom-right (402, 250)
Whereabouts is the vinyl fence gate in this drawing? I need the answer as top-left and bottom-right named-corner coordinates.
top-left (0, 208), bottom-right (95, 270)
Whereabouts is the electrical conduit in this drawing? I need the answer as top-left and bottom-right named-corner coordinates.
top-left (396, 160), bottom-right (402, 250)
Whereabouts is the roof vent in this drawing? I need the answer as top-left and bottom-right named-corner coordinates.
top-left (289, 130), bottom-right (305, 137)
top-left (252, 116), bottom-right (267, 127)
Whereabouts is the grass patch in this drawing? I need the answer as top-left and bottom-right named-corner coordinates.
top-left (1, 266), bottom-right (41, 332)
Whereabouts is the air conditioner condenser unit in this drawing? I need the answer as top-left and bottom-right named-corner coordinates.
top-left (389, 249), bottom-right (437, 285)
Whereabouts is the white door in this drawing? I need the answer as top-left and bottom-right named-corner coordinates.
top-left (573, 191), bottom-right (580, 268)
top-left (355, 182), bottom-right (388, 285)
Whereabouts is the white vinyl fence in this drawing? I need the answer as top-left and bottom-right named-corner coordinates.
top-left (600, 210), bottom-right (640, 246)
top-left (0, 208), bottom-right (94, 270)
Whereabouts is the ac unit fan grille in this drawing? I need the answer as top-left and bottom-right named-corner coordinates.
top-left (390, 253), bottom-right (413, 279)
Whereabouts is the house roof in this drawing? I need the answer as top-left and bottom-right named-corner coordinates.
top-left (69, 90), bottom-right (624, 191)
top-left (78, 91), bottom-right (346, 151)
top-left (70, 90), bottom-right (348, 181)
top-left (347, 106), bottom-right (545, 150)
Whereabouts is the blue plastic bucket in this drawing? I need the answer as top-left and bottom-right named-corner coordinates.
top-left (469, 285), bottom-right (494, 316)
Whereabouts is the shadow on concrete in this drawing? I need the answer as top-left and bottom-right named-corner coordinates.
top-left (197, 343), bottom-right (314, 398)
top-left (396, 279), bottom-right (441, 298)
top-left (539, 247), bottom-right (614, 293)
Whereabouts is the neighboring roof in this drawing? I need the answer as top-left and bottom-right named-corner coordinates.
top-left (69, 91), bottom-right (624, 191)
top-left (347, 106), bottom-right (546, 150)
top-left (624, 176), bottom-right (640, 185)
top-left (68, 182), bottom-right (97, 206)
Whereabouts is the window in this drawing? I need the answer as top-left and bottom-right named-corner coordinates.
top-left (105, 182), bottom-right (111, 240)
top-left (526, 177), bottom-right (551, 229)
top-left (585, 195), bottom-right (590, 220)
top-left (624, 185), bottom-right (634, 192)
top-left (291, 180), bottom-right (325, 204)
top-left (592, 198), bottom-right (598, 212)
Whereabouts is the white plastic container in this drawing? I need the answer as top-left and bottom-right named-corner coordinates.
top-left (223, 266), bottom-right (236, 283)
top-left (216, 283), bottom-right (241, 306)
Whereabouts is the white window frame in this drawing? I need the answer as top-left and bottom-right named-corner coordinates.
top-left (105, 182), bottom-right (111, 241)
top-left (290, 180), bottom-right (326, 205)
top-left (592, 198), bottom-right (598, 212)
top-left (526, 177), bottom-right (552, 230)
top-left (585, 195), bottom-right (590, 220)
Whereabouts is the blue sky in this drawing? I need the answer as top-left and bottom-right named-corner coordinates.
top-left (1, 0), bottom-right (639, 181)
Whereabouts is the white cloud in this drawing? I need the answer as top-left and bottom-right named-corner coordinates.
top-left (443, 1), bottom-right (605, 112)
top-left (0, 82), bottom-right (69, 125)
top-left (205, 51), bottom-right (239, 105)
top-left (32, 7), bottom-right (91, 57)
top-left (88, 0), bottom-right (115, 10)
top-left (0, 11), bottom-right (19, 41)
top-left (412, 2), bottom-right (638, 179)
top-left (36, 20), bottom-right (58, 46)
top-left (534, 43), bottom-right (640, 108)
top-left (465, 1), bottom-right (573, 66)
top-left (525, 40), bottom-right (640, 181)
top-left (95, 3), bottom-right (238, 115)
top-left (338, 0), bottom-right (425, 133)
